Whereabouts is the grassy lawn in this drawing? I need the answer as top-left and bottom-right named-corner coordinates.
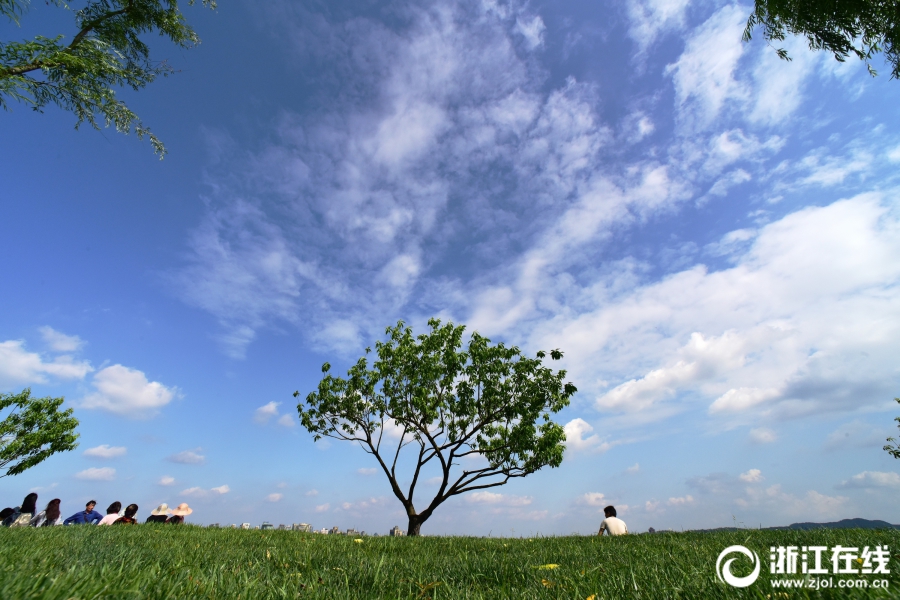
top-left (0, 526), bottom-right (897, 599)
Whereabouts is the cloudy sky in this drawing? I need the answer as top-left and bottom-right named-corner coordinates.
top-left (1, 0), bottom-right (899, 534)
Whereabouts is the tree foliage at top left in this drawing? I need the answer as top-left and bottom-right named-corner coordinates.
top-left (0, 0), bottom-right (216, 158)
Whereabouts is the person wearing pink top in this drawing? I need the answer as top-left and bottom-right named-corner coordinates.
top-left (97, 501), bottom-right (122, 526)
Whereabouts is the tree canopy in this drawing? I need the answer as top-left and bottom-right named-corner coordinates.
top-left (0, 388), bottom-right (80, 478)
top-left (744, 0), bottom-right (900, 78)
top-left (0, 0), bottom-right (216, 158)
top-left (296, 319), bottom-right (577, 536)
top-left (885, 397), bottom-right (900, 459)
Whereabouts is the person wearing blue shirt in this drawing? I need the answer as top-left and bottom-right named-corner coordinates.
top-left (63, 500), bottom-right (103, 525)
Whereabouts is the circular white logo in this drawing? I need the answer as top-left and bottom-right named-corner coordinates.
top-left (716, 545), bottom-right (761, 588)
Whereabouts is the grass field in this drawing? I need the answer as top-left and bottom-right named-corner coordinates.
top-left (0, 526), bottom-right (897, 599)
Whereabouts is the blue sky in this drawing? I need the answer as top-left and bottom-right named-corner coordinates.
top-left (1, 0), bottom-right (899, 535)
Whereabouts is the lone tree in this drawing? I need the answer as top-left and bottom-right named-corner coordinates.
top-left (0, 0), bottom-right (216, 158)
top-left (0, 388), bottom-right (80, 478)
top-left (744, 0), bottom-right (900, 78)
top-left (296, 319), bottom-right (577, 536)
top-left (885, 397), bottom-right (900, 459)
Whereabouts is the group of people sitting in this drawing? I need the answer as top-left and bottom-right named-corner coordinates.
top-left (1, 493), bottom-right (193, 528)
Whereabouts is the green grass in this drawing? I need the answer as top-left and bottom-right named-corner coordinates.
top-left (0, 526), bottom-right (898, 599)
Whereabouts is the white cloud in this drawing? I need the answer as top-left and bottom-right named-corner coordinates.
top-left (563, 418), bottom-right (608, 452)
top-left (181, 484), bottom-right (230, 498)
top-left (315, 503), bottom-right (330, 512)
top-left (739, 469), bottom-right (763, 483)
top-left (167, 448), bottom-right (206, 465)
top-left (0, 339), bottom-right (92, 387)
top-left (267, 493), bottom-right (284, 502)
top-left (667, 495), bottom-right (694, 506)
top-left (357, 468), bottom-right (377, 475)
top-left (158, 476), bottom-right (175, 486)
top-left (531, 193), bottom-right (900, 427)
top-left (466, 491), bottom-right (532, 506)
top-left (277, 413), bottom-right (295, 427)
top-left (837, 471), bottom-right (900, 489)
top-left (626, 463), bottom-right (640, 474)
top-left (578, 492), bottom-right (606, 507)
top-left (75, 467), bottom-right (115, 481)
top-left (628, 0), bottom-right (691, 53)
top-left (83, 445), bottom-right (127, 459)
top-left (305, 489), bottom-right (319, 497)
top-left (666, 5), bottom-right (748, 130)
top-left (734, 484), bottom-right (848, 518)
top-left (748, 427), bottom-right (777, 444)
top-left (254, 401), bottom-right (280, 424)
top-left (39, 326), bottom-right (85, 352)
top-left (81, 365), bottom-right (176, 418)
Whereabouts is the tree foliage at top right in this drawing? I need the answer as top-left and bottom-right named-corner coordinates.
top-left (744, 0), bottom-right (900, 78)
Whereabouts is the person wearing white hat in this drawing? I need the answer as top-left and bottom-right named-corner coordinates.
top-left (145, 503), bottom-right (170, 524)
top-left (166, 503), bottom-right (193, 524)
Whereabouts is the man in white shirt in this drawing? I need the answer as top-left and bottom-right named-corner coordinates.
top-left (598, 505), bottom-right (628, 536)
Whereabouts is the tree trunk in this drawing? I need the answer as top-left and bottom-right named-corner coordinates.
top-left (406, 514), bottom-right (425, 536)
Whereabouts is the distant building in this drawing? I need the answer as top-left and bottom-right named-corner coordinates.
top-left (207, 523), bottom-right (220, 528)
top-left (329, 526), bottom-right (341, 535)
top-left (346, 528), bottom-right (360, 536)
top-left (230, 524), bottom-right (237, 529)
top-left (277, 524), bottom-right (287, 530)
top-left (293, 523), bottom-right (312, 532)
top-left (240, 523), bottom-right (251, 530)
top-left (318, 528), bottom-right (329, 534)
top-left (389, 525), bottom-right (404, 537)
top-left (261, 522), bottom-right (274, 530)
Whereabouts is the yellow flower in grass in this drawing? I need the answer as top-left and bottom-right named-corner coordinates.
top-left (354, 539), bottom-right (363, 543)
top-left (535, 564), bottom-right (559, 570)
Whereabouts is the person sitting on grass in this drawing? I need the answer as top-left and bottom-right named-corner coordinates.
top-left (97, 502), bottom-right (122, 526)
top-left (114, 504), bottom-right (139, 525)
top-left (166, 503), bottom-right (192, 524)
top-left (31, 498), bottom-right (62, 527)
top-left (598, 505), bottom-right (628, 536)
top-left (5, 493), bottom-right (38, 528)
top-left (0, 508), bottom-right (14, 523)
top-left (145, 503), bottom-right (170, 524)
top-left (63, 500), bottom-right (103, 525)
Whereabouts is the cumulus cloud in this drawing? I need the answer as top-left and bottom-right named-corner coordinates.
top-left (739, 469), bottom-right (763, 483)
top-left (75, 467), bottom-right (116, 481)
top-left (211, 485), bottom-right (230, 494)
top-left (305, 489), bottom-right (319, 497)
top-left (267, 493), bottom-right (284, 502)
top-left (577, 492), bottom-right (606, 507)
top-left (532, 194), bottom-right (900, 428)
top-left (39, 326), bottom-right (85, 352)
top-left (167, 448), bottom-right (206, 465)
top-left (83, 445), bottom-right (127, 459)
top-left (0, 339), bottom-right (92, 387)
top-left (277, 414), bottom-right (295, 427)
top-left (81, 365), bottom-right (177, 418)
top-left (315, 503), bottom-right (330, 512)
top-left (837, 471), bottom-right (900, 489)
top-left (626, 463), bottom-right (640, 474)
top-left (254, 401), bottom-right (280, 424)
top-left (563, 418), bottom-right (613, 453)
top-left (158, 476), bottom-right (175, 486)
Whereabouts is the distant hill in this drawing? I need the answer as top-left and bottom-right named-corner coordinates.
top-left (769, 518), bottom-right (900, 531)
top-left (686, 518), bottom-right (900, 533)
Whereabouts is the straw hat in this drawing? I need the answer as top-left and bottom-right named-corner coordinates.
top-left (150, 503), bottom-right (170, 516)
top-left (170, 502), bottom-right (193, 516)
